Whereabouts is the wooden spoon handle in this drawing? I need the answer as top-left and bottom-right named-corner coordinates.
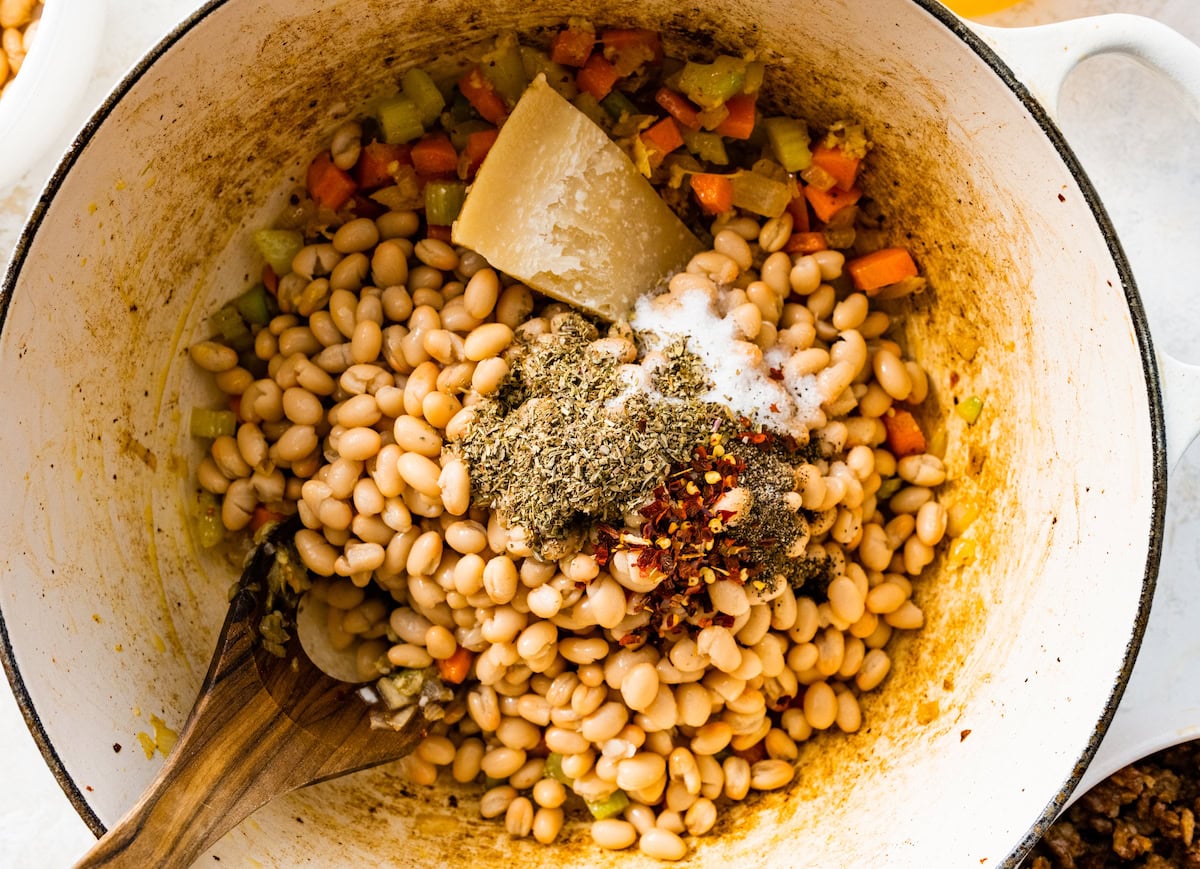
top-left (75, 575), bottom-right (329, 868)
top-left (75, 662), bottom-right (306, 868)
top-left (74, 521), bottom-right (430, 868)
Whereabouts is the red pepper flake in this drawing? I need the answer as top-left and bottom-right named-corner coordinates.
top-left (596, 427), bottom-right (788, 640)
top-left (768, 367), bottom-right (784, 381)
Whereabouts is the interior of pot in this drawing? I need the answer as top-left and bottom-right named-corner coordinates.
top-left (0, 0), bottom-right (1161, 865)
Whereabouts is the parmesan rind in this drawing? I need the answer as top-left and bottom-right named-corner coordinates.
top-left (453, 75), bottom-right (704, 322)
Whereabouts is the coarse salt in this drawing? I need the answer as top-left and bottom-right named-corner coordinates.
top-left (632, 287), bottom-right (823, 437)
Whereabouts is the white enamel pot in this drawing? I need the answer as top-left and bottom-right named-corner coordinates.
top-left (2, 1), bottom-right (1200, 866)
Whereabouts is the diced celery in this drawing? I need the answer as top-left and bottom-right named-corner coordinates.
top-left (190, 407), bottom-right (237, 439)
top-left (376, 96), bottom-right (426, 144)
top-left (876, 477), bottom-right (902, 501)
top-left (743, 60), bottom-right (766, 94)
top-left (402, 68), bottom-right (447, 126)
top-left (482, 33), bottom-right (528, 106)
top-left (729, 170), bottom-right (791, 217)
top-left (238, 349), bottom-right (269, 380)
top-left (447, 119), bottom-right (494, 153)
top-left (390, 667), bottom-right (426, 696)
top-left (544, 752), bottom-right (573, 785)
top-left (192, 491), bottom-right (224, 548)
top-left (424, 181), bottom-right (467, 226)
top-left (234, 283), bottom-right (273, 326)
top-left (763, 117), bottom-right (812, 173)
top-left (585, 789), bottom-right (630, 820)
top-left (447, 92), bottom-right (476, 123)
top-left (957, 395), bottom-right (985, 425)
top-left (824, 227), bottom-right (856, 249)
top-left (696, 103), bottom-right (730, 132)
top-left (252, 228), bottom-right (303, 276)
top-left (678, 56), bottom-right (746, 109)
top-left (519, 45), bottom-right (578, 100)
top-left (680, 128), bottom-right (729, 166)
top-left (209, 304), bottom-right (249, 345)
top-left (601, 90), bottom-right (638, 120)
top-left (572, 92), bottom-right (608, 128)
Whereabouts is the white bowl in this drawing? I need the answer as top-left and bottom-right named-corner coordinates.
top-left (0, 0), bottom-right (105, 190)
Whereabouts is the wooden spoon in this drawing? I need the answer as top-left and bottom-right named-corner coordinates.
top-left (76, 520), bottom-right (446, 868)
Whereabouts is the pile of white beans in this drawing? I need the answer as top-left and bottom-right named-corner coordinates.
top-left (189, 126), bottom-right (957, 862)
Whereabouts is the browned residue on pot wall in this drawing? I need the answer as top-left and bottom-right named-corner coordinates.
top-left (3, 0), bottom-right (1148, 863)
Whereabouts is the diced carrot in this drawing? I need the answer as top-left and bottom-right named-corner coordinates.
top-left (463, 127), bottom-right (500, 176)
top-left (654, 87), bottom-right (701, 131)
top-left (437, 647), bottom-right (475, 684)
top-left (641, 116), bottom-right (684, 158)
top-left (459, 65), bottom-right (509, 125)
top-left (250, 505), bottom-right (286, 533)
top-left (601, 28), bottom-right (662, 76)
top-left (804, 183), bottom-right (862, 223)
top-left (784, 232), bottom-right (828, 254)
top-left (691, 173), bottom-right (734, 215)
top-left (846, 247), bottom-right (919, 293)
top-left (426, 224), bottom-right (453, 241)
top-left (576, 53), bottom-right (620, 101)
top-left (355, 142), bottom-right (412, 191)
top-left (411, 133), bottom-right (459, 178)
top-left (883, 408), bottom-right (927, 458)
top-left (306, 152), bottom-right (357, 212)
top-left (714, 93), bottom-right (757, 140)
top-left (785, 193), bottom-right (811, 232)
top-left (261, 264), bottom-right (278, 296)
top-left (811, 143), bottom-right (862, 192)
top-left (550, 26), bottom-right (595, 67)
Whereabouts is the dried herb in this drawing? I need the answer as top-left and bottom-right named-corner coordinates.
top-left (455, 312), bottom-right (724, 556)
top-left (649, 336), bottom-right (712, 398)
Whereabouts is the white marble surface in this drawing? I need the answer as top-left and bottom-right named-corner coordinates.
top-left (1, 0), bottom-right (1199, 865)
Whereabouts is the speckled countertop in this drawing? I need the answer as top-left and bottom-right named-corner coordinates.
top-left (1, 1), bottom-right (1199, 865)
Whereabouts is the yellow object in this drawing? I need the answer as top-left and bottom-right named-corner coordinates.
top-left (940, 0), bottom-right (1022, 17)
top-left (453, 76), bottom-right (703, 322)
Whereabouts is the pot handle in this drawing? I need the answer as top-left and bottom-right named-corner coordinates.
top-left (972, 14), bottom-right (1200, 801)
top-left (971, 14), bottom-right (1200, 469)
